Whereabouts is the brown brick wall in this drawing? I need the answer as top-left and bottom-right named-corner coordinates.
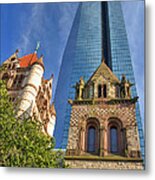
top-left (66, 100), bottom-right (141, 159)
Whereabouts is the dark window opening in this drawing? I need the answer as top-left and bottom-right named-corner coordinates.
top-left (103, 84), bottom-right (107, 98)
top-left (10, 97), bottom-right (15, 102)
top-left (98, 84), bottom-right (102, 98)
top-left (17, 74), bottom-right (24, 87)
top-left (2, 73), bottom-right (9, 81)
top-left (12, 74), bottom-right (24, 88)
top-left (110, 127), bottom-right (118, 153)
top-left (8, 64), bottom-right (12, 69)
top-left (12, 64), bottom-right (16, 69)
top-left (12, 76), bottom-right (18, 87)
top-left (11, 57), bottom-right (16, 61)
top-left (76, 88), bottom-right (79, 99)
top-left (87, 126), bottom-right (96, 153)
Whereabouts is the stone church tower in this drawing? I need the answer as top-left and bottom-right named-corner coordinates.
top-left (65, 60), bottom-right (144, 169)
top-left (0, 49), bottom-right (56, 137)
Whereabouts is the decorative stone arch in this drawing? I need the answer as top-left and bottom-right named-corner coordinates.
top-left (108, 117), bottom-right (124, 128)
top-left (78, 113), bottom-right (104, 156)
top-left (80, 113), bottom-right (103, 124)
top-left (107, 117), bottom-right (125, 156)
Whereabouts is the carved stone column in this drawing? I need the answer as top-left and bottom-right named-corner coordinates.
top-left (99, 126), bottom-right (104, 156)
top-left (80, 128), bottom-right (86, 155)
top-left (80, 120), bottom-right (86, 155)
top-left (104, 127), bottom-right (108, 156)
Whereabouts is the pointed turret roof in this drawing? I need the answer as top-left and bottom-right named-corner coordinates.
top-left (18, 53), bottom-right (45, 70)
top-left (3, 49), bottom-right (19, 65)
top-left (42, 73), bottom-right (53, 85)
top-left (34, 55), bottom-right (44, 68)
top-left (49, 74), bottom-right (54, 80)
top-left (18, 42), bottom-right (41, 68)
top-left (18, 53), bottom-right (38, 67)
top-left (87, 59), bottom-right (120, 84)
top-left (50, 103), bottom-right (56, 117)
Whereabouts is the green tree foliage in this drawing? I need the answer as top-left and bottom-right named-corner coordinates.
top-left (0, 79), bottom-right (66, 168)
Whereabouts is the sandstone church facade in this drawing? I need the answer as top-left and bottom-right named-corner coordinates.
top-left (0, 49), bottom-right (56, 137)
top-left (65, 59), bottom-right (144, 170)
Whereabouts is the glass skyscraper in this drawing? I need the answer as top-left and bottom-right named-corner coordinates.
top-left (54, 1), bottom-right (144, 160)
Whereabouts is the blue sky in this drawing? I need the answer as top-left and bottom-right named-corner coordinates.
top-left (0, 1), bottom-right (144, 124)
top-left (0, 2), bottom-right (79, 98)
top-left (122, 0), bottom-right (144, 126)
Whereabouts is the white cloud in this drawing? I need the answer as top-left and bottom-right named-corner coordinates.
top-left (18, 4), bottom-right (45, 54)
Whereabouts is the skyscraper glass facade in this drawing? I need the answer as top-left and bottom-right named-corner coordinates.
top-left (54, 2), bottom-right (103, 148)
top-left (54, 1), bottom-right (144, 160)
top-left (107, 2), bottom-right (144, 160)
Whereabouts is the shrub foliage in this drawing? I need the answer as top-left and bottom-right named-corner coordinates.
top-left (0, 79), bottom-right (65, 168)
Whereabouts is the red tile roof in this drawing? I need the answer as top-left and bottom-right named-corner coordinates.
top-left (18, 53), bottom-right (38, 67)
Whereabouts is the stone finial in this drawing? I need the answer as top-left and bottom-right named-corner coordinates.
top-left (15, 49), bottom-right (19, 54)
top-left (35, 55), bottom-right (44, 70)
top-left (48, 74), bottom-right (54, 84)
top-left (50, 74), bottom-right (54, 79)
top-left (68, 99), bottom-right (73, 105)
top-left (50, 103), bottom-right (56, 117)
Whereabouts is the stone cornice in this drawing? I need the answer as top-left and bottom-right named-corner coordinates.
top-left (65, 155), bottom-right (143, 162)
top-left (69, 97), bottom-right (138, 106)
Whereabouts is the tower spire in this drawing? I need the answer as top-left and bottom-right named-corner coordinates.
top-left (34, 41), bottom-right (40, 54)
top-left (28, 42), bottom-right (40, 66)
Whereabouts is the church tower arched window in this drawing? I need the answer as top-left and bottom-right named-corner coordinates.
top-left (98, 84), bottom-right (102, 98)
top-left (110, 126), bottom-right (118, 153)
top-left (108, 119), bottom-right (124, 155)
top-left (103, 84), bottom-right (107, 98)
top-left (87, 126), bottom-right (96, 152)
top-left (86, 119), bottom-right (100, 155)
top-left (98, 84), bottom-right (107, 98)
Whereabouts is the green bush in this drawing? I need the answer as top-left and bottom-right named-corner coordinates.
top-left (0, 79), bottom-right (65, 168)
